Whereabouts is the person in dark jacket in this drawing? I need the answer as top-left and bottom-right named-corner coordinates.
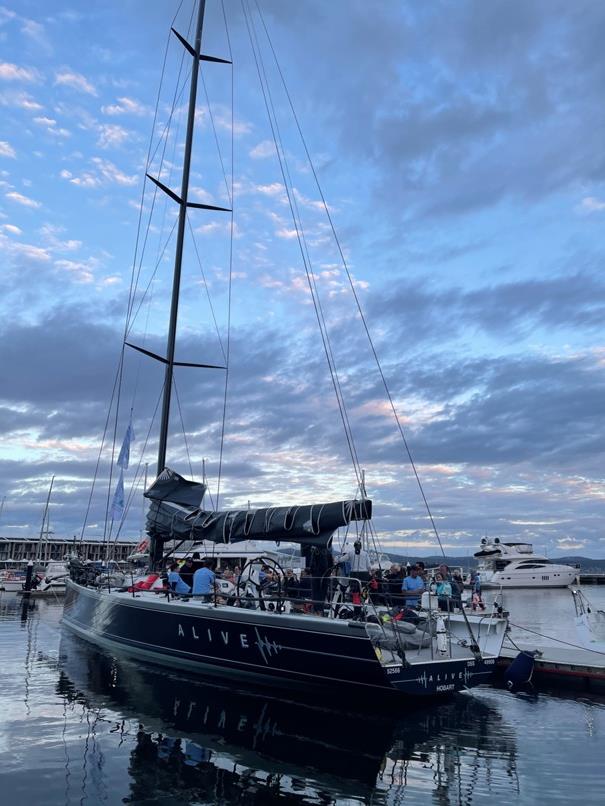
top-left (283, 568), bottom-right (299, 602)
top-left (178, 557), bottom-right (195, 589)
top-left (451, 573), bottom-right (464, 610)
top-left (385, 564), bottom-right (405, 607)
top-left (297, 568), bottom-right (313, 612)
top-left (302, 545), bottom-right (333, 614)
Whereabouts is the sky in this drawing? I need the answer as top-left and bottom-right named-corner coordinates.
top-left (0, 0), bottom-right (604, 558)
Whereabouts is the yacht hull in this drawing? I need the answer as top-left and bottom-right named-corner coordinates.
top-left (63, 580), bottom-right (497, 698)
top-left (480, 569), bottom-right (577, 588)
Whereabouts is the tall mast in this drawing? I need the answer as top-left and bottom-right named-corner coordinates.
top-left (36, 475), bottom-right (54, 562)
top-left (157, 0), bottom-right (207, 475)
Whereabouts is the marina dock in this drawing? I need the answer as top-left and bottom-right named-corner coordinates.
top-left (577, 574), bottom-right (605, 585)
top-left (499, 643), bottom-right (605, 691)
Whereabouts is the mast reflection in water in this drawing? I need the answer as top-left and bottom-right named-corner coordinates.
top-left (57, 633), bottom-right (518, 804)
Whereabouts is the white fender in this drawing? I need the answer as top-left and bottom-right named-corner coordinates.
top-left (436, 616), bottom-right (448, 655)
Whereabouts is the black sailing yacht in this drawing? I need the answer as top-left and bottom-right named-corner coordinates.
top-left (63, 0), bottom-right (507, 697)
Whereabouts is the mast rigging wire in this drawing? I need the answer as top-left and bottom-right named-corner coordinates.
top-left (242, 0), bottom-right (363, 492)
top-left (253, 0), bottom-right (447, 559)
top-left (84, 2), bottom-right (194, 548)
top-left (215, 0), bottom-right (235, 512)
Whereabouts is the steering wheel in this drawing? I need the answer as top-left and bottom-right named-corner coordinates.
top-left (236, 555), bottom-right (287, 611)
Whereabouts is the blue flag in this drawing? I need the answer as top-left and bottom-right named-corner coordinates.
top-left (117, 419), bottom-right (135, 470)
top-left (111, 469), bottom-right (125, 521)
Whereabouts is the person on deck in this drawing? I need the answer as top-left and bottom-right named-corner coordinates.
top-left (283, 568), bottom-right (299, 601)
top-left (301, 545), bottom-right (333, 614)
top-left (167, 562), bottom-right (191, 596)
top-left (336, 540), bottom-right (371, 582)
top-left (438, 563), bottom-right (451, 582)
top-left (451, 573), bottom-right (464, 610)
top-left (190, 552), bottom-right (205, 574)
top-left (471, 571), bottom-right (485, 610)
top-left (416, 561), bottom-right (428, 582)
top-left (401, 565), bottom-right (425, 607)
top-left (434, 572), bottom-right (452, 612)
top-left (178, 557), bottom-right (195, 589)
top-left (386, 564), bottom-right (405, 607)
top-left (336, 540), bottom-right (372, 616)
top-left (297, 568), bottom-right (313, 612)
top-left (192, 560), bottom-right (215, 602)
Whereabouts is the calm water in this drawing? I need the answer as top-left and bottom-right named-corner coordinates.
top-left (0, 588), bottom-right (603, 805)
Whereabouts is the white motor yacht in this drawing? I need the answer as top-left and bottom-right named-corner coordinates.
top-left (473, 538), bottom-right (577, 588)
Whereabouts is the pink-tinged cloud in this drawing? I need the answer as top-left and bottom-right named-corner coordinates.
top-left (0, 62), bottom-right (40, 82)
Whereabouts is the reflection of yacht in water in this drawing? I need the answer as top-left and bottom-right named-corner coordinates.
top-left (474, 538), bottom-right (577, 588)
top-left (57, 633), bottom-right (518, 803)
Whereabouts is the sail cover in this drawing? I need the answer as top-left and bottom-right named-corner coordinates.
top-left (145, 468), bottom-right (207, 508)
top-left (145, 469), bottom-right (372, 547)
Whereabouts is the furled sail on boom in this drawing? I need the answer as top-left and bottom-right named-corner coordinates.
top-left (145, 468), bottom-right (372, 547)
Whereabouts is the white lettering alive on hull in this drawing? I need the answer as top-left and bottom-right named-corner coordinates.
top-left (176, 622), bottom-right (282, 663)
top-left (416, 662), bottom-right (478, 689)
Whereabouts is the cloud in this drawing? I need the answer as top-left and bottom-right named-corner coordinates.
top-left (367, 270), bottom-right (605, 348)
top-left (91, 157), bottom-right (137, 186)
top-left (60, 158), bottom-right (137, 189)
top-left (101, 96), bottom-right (147, 116)
top-left (0, 140), bottom-right (15, 157)
top-left (3, 240), bottom-right (50, 262)
top-left (0, 61), bottom-right (40, 82)
top-left (579, 196), bottom-right (605, 214)
top-left (2, 223), bottom-right (22, 234)
top-left (0, 89), bottom-right (42, 111)
top-left (96, 123), bottom-right (130, 148)
top-left (260, 0), bottom-right (605, 222)
top-left (0, 296), bottom-right (603, 552)
top-left (54, 256), bottom-right (98, 283)
top-left (54, 69), bottom-right (97, 96)
top-left (32, 115), bottom-right (71, 137)
top-left (39, 223), bottom-right (82, 253)
top-left (0, 8), bottom-right (17, 24)
top-left (20, 18), bottom-right (49, 49)
top-left (249, 140), bottom-right (275, 159)
top-left (256, 182), bottom-right (286, 198)
top-left (5, 190), bottom-right (41, 208)
top-left (59, 168), bottom-right (99, 189)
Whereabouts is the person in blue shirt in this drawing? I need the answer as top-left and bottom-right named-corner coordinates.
top-left (192, 561), bottom-right (216, 602)
top-left (401, 565), bottom-right (425, 607)
top-left (167, 562), bottom-right (190, 596)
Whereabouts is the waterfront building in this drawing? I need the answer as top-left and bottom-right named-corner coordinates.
top-left (0, 536), bottom-right (139, 564)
